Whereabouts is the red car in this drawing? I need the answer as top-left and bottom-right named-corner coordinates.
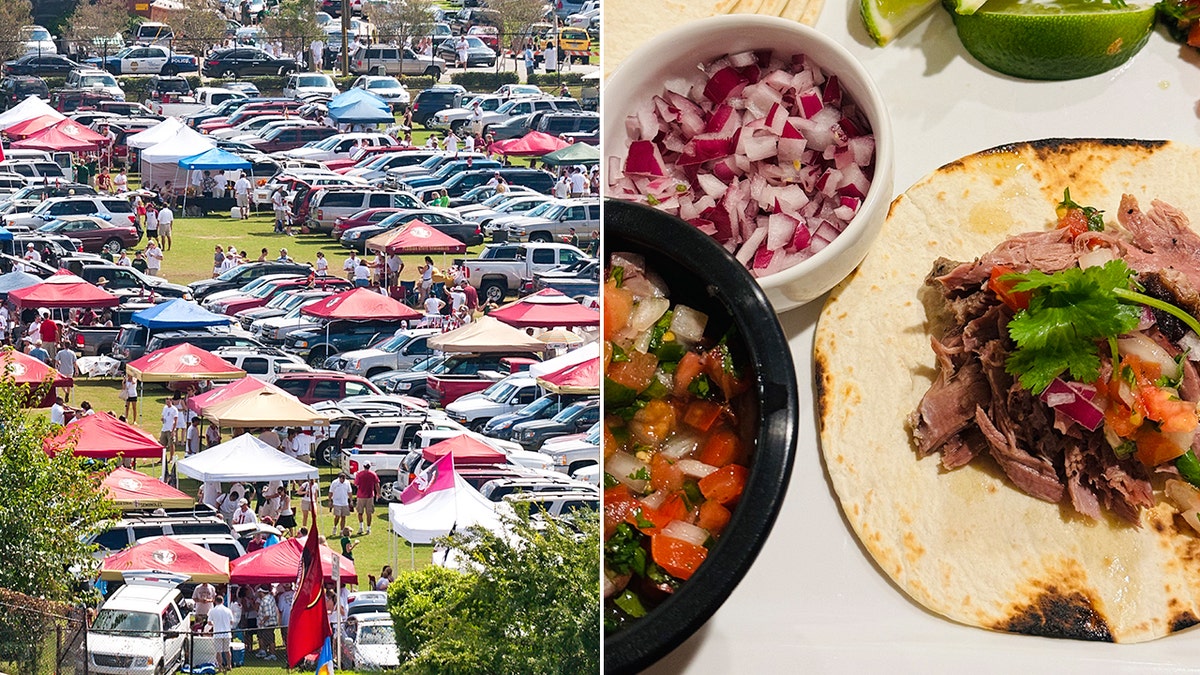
top-left (36, 215), bottom-right (141, 254)
top-left (246, 125), bottom-right (338, 154)
top-left (273, 371), bottom-right (383, 404)
top-left (198, 102), bottom-right (303, 133)
top-left (333, 208), bottom-right (405, 236)
top-left (211, 276), bottom-right (352, 315)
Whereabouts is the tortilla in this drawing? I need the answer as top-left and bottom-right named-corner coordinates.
top-left (601, 0), bottom-right (826, 78)
top-left (815, 138), bottom-right (1200, 643)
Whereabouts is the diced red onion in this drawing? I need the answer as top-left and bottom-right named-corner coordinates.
top-left (1039, 377), bottom-right (1105, 431)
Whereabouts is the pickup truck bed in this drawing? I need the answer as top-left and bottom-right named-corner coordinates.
top-left (463, 242), bottom-right (588, 302)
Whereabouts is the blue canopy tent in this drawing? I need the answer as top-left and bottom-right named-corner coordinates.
top-left (177, 147), bottom-right (254, 216)
top-left (328, 88), bottom-right (389, 113)
top-left (0, 270), bottom-right (41, 295)
top-left (329, 99), bottom-right (395, 125)
top-left (131, 298), bottom-right (232, 329)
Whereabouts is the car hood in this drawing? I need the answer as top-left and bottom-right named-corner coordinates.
top-left (88, 631), bottom-right (161, 660)
top-left (513, 419), bottom-right (565, 434)
top-left (353, 644), bottom-right (400, 669)
top-left (338, 347), bottom-right (389, 360)
top-left (445, 397), bottom-right (505, 415)
top-left (499, 215), bottom-right (547, 228)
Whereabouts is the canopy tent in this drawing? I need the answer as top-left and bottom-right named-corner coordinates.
top-left (140, 126), bottom-right (216, 192)
top-left (328, 99), bottom-right (395, 125)
top-left (300, 287), bottom-right (420, 322)
top-left (131, 298), bottom-right (233, 329)
top-left (488, 289), bottom-right (599, 329)
top-left (365, 221), bottom-right (467, 255)
top-left (203, 388), bottom-right (330, 427)
top-left (4, 113), bottom-right (65, 139)
top-left (0, 227), bottom-right (12, 243)
top-left (126, 342), bottom-right (245, 382)
top-left (420, 433), bottom-right (506, 464)
top-left (536, 356), bottom-right (599, 395)
top-left (100, 536), bottom-right (231, 583)
top-left (537, 328), bottom-right (585, 346)
top-left (328, 88), bottom-right (389, 113)
top-left (178, 147), bottom-right (252, 170)
top-left (427, 315), bottom-right (547, 353)
top-left (229, 536), bottom-right (356, 584)
top-left (0, 270), bottom-right (42, 296)
top-left (528, 340), bottom-right (599, 378)
top-left (388, 473), bottom-right (507, 545)
top-left (177, 433), bottom-right (320, 483)
top-left (45, 411), bottom-right (165, 459)
top-left (186, 375), bottom-right (271, 415)
top-left (0, 96), bottom-right (65, 131)
top-left (490, 130), bottom-right (571, 157)
top-left (125, 117), bottom-right (184, 150)
top-left (100, 466), bottom-right (194, 509)
top-left (0, 347), bottom-right (71, 407)
top-left (539, 142), bottom-right (600, 166)
top-left (12, 119), bottom-right (109, 152)
top-left (9, 271), bottom-right (119, 309)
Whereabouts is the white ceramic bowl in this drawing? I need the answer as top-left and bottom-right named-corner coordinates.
top-left (604, 15), bottom-right (894, 312)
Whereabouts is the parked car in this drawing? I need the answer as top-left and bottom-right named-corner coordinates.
top-left (20, 25), bottom-right (56, 54)
top-left (340, 612), bottom-right (400, 672)
top-left (86, 572), bottom-right (191, 675)
top-left (89, 45), bottom-right (198, 75)
top-left (510, 398), bottom-right (599, 450)
top-left (283, 71), bottom-right (339, 99)
top-left (211, 346), bottom-right (311, 382)
top-left (444, 373), bottom-right (542, 431)
top-left (208, 275), bottom-right (351, 316)
top-left (349, 74), bottom-right (410, 111)
top-left (202, 47), bottom-right (302, 77)
top-left (273, 370), bottom-right (383, 403)
top-left (348, 45), bottom-right (445, 79)
top-left (502, 198), bottom-right (600, 244)
top-left (411, 168), bottom-right (554, 205)
top-left (234, 288), bottom-right (333, 329)
top-left (538, 421), bottom-right (600, 475)
top-left (143, 75), bottom-right (192, 104)
top-left (325, 328), bottom-right (440, 377)
top-left (3, 53), bottom-right (80, 76)
top-left (0, 75), bottom-right (47, 109)
top-left (247, 124), bottom-right (339, 153)
top-left (435, 36), bottom-right (497, 67)
top-left (339, 208), bottom-right (483, 251)
top-left (285, 132), bottom-right (398, 163)
top-left (478, 473), bottom-right (596, 501)
top-left (132, 21), bottom-right (174, 46)
top-left (480, 393), bottom-right (584, 441)
top-left (410, 85), bottom-right (466, 126)
top-left (36, 215), bottom-right (140, 254)
top-left (65, 68), bottom-right (125, 100)
top-left (306, 187), bottom-right (422, 233)
top-left (6, 195), bottom-right (137, 231)
top-left (89, 513), bottom-right (234, 554)
top-left (503, 489), bottom-right (598, 517)
top-left (189, 260), bottom-right (314, 301)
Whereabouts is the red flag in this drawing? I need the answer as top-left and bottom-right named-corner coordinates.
top-left (400, 452), bottom-right (455, 504)
top-left (286, 510), bottom-right (332, 667)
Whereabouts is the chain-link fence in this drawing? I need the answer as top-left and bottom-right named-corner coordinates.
top-left (0, 589), bottom-right (88, 675)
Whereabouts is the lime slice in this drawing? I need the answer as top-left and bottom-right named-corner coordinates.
top-left (860, 0), bottom-right (939, 45)
top-left (949, 0), bottom-right (1157, 80)
top-left (946, 0), bottom-right (989, 13)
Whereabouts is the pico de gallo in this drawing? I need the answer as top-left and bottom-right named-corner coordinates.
top-left (604, 252), bottom-right (751, 632)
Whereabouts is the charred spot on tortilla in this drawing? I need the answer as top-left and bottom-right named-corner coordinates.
top-left (1170, 611), bottom-right (1199, 633)
top-left (995, 587), bottom-right (1113, 642)
top-left (813, 351), bottom-right (830, 431)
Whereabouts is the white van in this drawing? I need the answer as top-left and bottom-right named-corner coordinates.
top-left (87, 571), bottom-right (191, 675)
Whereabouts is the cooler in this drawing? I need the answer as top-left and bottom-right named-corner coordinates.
top-left (231, 641), bottom-right (245, 667)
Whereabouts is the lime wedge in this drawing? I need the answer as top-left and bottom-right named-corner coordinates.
top-left (947, 0), bottom-right (989, 13)
top-left (861, 0), bottom-right (939, 45)
top-left (948, 0), bottom-right (1156, 80)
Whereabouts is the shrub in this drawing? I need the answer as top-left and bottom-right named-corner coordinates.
top-left (449, 70), bottom-right (519, 91)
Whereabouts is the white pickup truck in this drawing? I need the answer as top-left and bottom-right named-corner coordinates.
top-left (147, 86), bottom-right (247, 117)
top-left (443, 373), bottom-right (542, 431)
top-left (462, 241), bottom-right (589, 302)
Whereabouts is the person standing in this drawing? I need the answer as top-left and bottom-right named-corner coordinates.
top-left (201, 170), bottom-right (216, 198)
top-left (158, 204), bottom-right (173, 251)
top-left (354, 258), bottom-right (371, 288)
top-left (343, 251), bottom-right (359, 280)
top-left (460, 279), bottom-right (478, 312)
top-left (120, 372), bottom-right (138, 422)
top-left (274, 583), bottom-right (293, 653)
top-left (145, 239), bottom-right (164, 278)
top-left (545, 38), bottom-right (558, 74)
top-left (208, 595), bottom-right (234, 674)
top-left (444, 129), bottom-right (460, 155)
top-left (55, 341), bottom-right (76, 403)
top-left (255, 586), bottom-right (278, 661)
top-left (523, 43), bottom-right (535, 83)
top-left (145, 203), bottom-right (159, 242)
top-left (328, 472), bottom-right (352, 536)
top-left (310, 37), bottom-right (324, 71)
top-left (212, 244), bottom-right (225, 278)
top-left (134, 196), bottom-right (146, 232)
top-left (186, 417), bottom-right (202, 455)
top-left (49, 396), bottom-right (65, 425)
top-left (417, 255), bottom-right (436, 303)
top-left (553, 171), bottom-right (569, 199)
top-left (299, 477), bottom-right (320, 520)
top-left (232, 498), bottom-right (257, 526)
top-left (192, 581), bottom-right (216, 618)
top-left (205, 420), bottom-right (221, 448)
top-left (385, 252), bottom-right (403, 289)
top-left (568, 167), bottom-right (586, 197)
top-left (111, 168), bottom-right (128, 194)
top-left (234, 172), bottom-right (252, 219)
top-left (160, 397), bottom-right (178, 463)
top-left (456, 35), bottom-right (469, 70)
top-left (315, 251), bottom-right (328, 277)
top-left (271, 186), bottom-right (287, 234)
top-left (353, 461), bottom-right (380, 534)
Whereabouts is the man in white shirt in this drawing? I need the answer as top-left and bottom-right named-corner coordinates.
top-left (192, 581), bottom-right (216, 617)
top-left (186, 417), bottom-right (201, 455)
top-left (310, 38), bottom-right (325, 71)
top-left (232, 499), bottom-right (257, 526)
top-left (49, 396), bottom-right (65, 425)
top-left (208, 595), bottom-right (234, 673)
top-left (234, 172), bottom-right (252, 219)
top-left (258, 427), bottom-right (281, 449)
top-left (343, 251), bottom-right (358, 280)
top-left (292, 430), bottom-right (314, 463)
top-left (568, 167), bottom-right (586, 197)
top-left (328, 472), bottom-right (353, 536)
top-left (157, 205), bottom-right (174, 241)
top-left (160, 399), bottom-right (179, 462)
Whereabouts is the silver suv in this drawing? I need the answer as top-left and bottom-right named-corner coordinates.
top-left (307, 188), bottom-right (423, 233)
top-left (348, 44), bottom-right (446, 79)
top-left (4, 194), bottom-right (137, 230)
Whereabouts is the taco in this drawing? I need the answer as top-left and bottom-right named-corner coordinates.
top-left (815, 138), bottom-right (1200, 643)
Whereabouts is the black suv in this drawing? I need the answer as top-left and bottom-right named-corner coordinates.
top-left (68, 262), bottom-right (192, 299)
top-left (285, 319), bottom-right (402, 366)
top-left (411, 85), bottom-right (466, 126)
top-left (202, 47), bottom-right (302, 78)
top-left (189, 260), bottom-right (315, 301)
top-left (144, 75), bottom-right (192, 103)
top-left (0, 76), bottom-right (47, 110)
top-left (534, 111), bottom-right (599, 136)
top-left (145, 330), bottom-right (273, 356)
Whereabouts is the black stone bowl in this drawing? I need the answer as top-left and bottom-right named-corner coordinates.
top-left (604, 199), bottom-right (799, 673)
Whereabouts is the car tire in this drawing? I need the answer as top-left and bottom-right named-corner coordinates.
top-left (380, 481), bottom-right (395, 502)
top-left (529, 232), bottom-right (552, 243)
top-left (103, 238), bottom-right (123, 254)
top-left (316, 440), bottom-right (335, 466)
top-left (449, 119), bottom-right (467, 134)
top-left (221, 68), bottom-right (237, 78)
top-left (568, 459), bottom-right (597, 475)
top-left (279, 65), bottom-right (296, 76)
top-left (480, 280), bottom-right (505, 302)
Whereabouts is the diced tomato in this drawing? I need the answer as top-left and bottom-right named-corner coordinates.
top-left (987, 264), bottom-right (1031, 312)
top-left (696, 500), bottom-right (732, 535)
top-left (630, 398), bottom-right (676, 446)
top-left (1134, 429), bottom-right (1191, 467)
top-left (650, 453), bottom-right (685, 494)
top-left (1104, 401), bottom-right (1140, 439)
top-left (1138, 385), bottom-right (1199, 433)
top-left (604, 280), bottom-right (633, 340)
top-left (603, 485), bottom-right (638, 539)
top-left (705, 346), bottom-right (749, 399)
top-left (625, 502), bottom-right (671, 535)
top-left (673, 351), bottom-right (705, 397)
top-left (651, 534), bottom-right (708, 581)
top-left (607, 349), bottom-right (658, 393)
top-left (1057, 208), bottom-right (1089, 240)
top-left (698, 463), bottom-right (748, 505)
top-left (696, 426), bottom-right (741, 467)
top-left (682, 399), bottom-right (724, 432)
top-left (602, 422), bottom-right (621, 459)
top-left (658, 493), bottom-right (690, 523)
top-left (1189, 21), bottom-right (1200, 48)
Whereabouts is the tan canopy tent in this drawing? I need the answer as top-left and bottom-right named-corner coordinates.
top-left (202, 388), bottom-right (331, 427)
top-left (427, 316), bottom-right (548, 353)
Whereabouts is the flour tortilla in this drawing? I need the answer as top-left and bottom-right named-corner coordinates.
top-left (815, 139), bottom-right (1200, 643)
top-left (602, 0), bottom-right (825, 78)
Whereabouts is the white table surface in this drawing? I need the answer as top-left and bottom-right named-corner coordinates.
top-left (639, 3), bottom-right (1200, 673)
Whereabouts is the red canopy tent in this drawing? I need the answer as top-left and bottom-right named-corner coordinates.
top-left (186, 375), bottom-right (270, 415)
top-left (12, 119), bottom-right (109, 151)
top-left (99, 466), bottom-right (194, 509)
top-left (9, 271), bottom-right (119, 309)
top-left (126, 343), bottom-right (246, 382)
top-left (536, 356), bottom-right (599, 395)
top-left (365, 221), bottom-right (467, 255)
top-left (229, 536), bottom-right (357, 584)
top-left (4, 113), bottom-right (63, 139)
top-left (300, 286), bottom-right (421, 321)
top-left (488, 289), bottom-right (600, 328)
top-left (420, 433), bottom-right (506, 464)
top-left (490, 130), bottom-right (571, 157)
top-left (45, 411), bottom-right (165, 459)
top-left (0, 347), bottom-right (71, 406)
top-left (100, 536), bottom-right (231, 583)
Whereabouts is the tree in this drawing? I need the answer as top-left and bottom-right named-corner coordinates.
top-left (0, 0), bottom-right (32, 61)
top-left (487, 0), bottom-right (548, 56)
top-left (262, 0), bottom-right (323, 60)
top-left (387, 508), bottom-right (600, 674)
top-left (366, 0), bottom-right (434, 49)
top-left (0, 363), bottom-right (118, 602)
top-left (65, 0), bottom-right (132, 59)
top-left (174, 0), bottom-right (229, 56)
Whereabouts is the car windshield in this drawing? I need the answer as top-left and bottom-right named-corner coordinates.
top-left (484, 382), bottom-right (520, 402)
top-left (375, 333), bottom-right (412, 352)
top-left (480, 193), bottom-right (513, 207)
top-left (583, 423), bottom-right (600, 444)
top-left (265, 293), bottom-right (294, 309)
top-left (35, 221), bottom-right (64, 232)
top-left (523, 201), bottom-right (557, 218)
top-left (367, 79), bottom-right (401, 90)
top-left (24, 27), bottom-right (51, 41)
top-left (216, 263), bottom-right (253, 281)
top-left (416, 155), bottom-right (443, 169)
top-left (552, 401), bottom-right (589, 423)
top-left (298, 74), bottom-right (333, 87)
top-left (356, 624), bottom-right (396, 645)
top-left (541, 203), bottom-right (568, 219)
top-left (520, 395), bottom-right (554, 416)
top-left (92, 609), bottom-right (160, 637)
top-left (112, 47), bottom-right (135, 58)
top-left (31, 200), bottom-right (65, 214)
top-left (80, 74), bottom-right (118, 88)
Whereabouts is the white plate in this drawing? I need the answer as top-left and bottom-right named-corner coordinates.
top-left (640, 7), bottom-right (1200, 673)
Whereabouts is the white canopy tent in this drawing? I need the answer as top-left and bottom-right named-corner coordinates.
top-left (139, 126), bottom-right (215, 191)
top-left (388, 473), bottom-right (510, 545)
top-left (528, 340), bottom-right (599, 378)
top-left (125, 117), bottom-right (185, 150)
top-left (176, 433), bottom-right (318, 482)
top-left (0, 97), bottom-right (65, 131)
